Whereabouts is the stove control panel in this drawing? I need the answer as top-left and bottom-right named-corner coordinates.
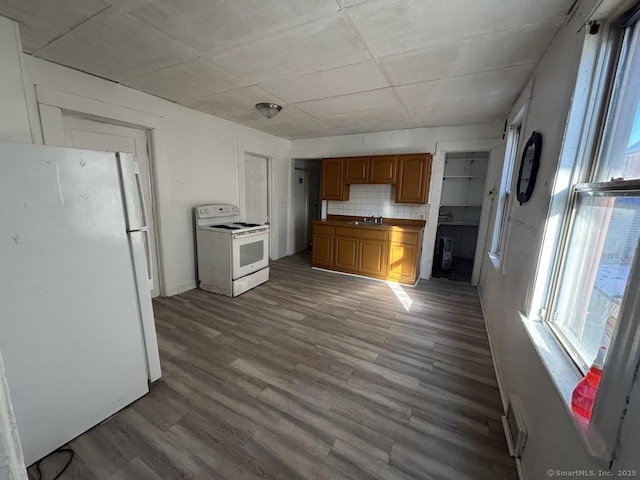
top-left (195, 204), bottom-right (240, 219)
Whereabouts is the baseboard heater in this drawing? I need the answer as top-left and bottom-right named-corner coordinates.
top-left (502, 394), bottom-right (528, 458)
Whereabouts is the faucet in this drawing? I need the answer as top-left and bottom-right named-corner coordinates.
top-left (362, 215), bottom-right (383, 224)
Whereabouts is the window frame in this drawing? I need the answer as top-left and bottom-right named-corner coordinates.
top-left (545, 22), bottom-right (640, 369)
top-left (528, 15), bottom-right (640, 464)
top-left (489, 105), bottom-right (527, 270)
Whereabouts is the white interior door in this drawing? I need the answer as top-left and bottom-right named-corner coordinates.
top-left (244, 153), bottom-right (269, 225)
top-left (62, 116), bottom-right (161, 297)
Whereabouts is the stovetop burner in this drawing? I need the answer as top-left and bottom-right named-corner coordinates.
top-left (234, 222), bottom-right (262, 227)
top-left (211, 225), bottom-right (241, 230)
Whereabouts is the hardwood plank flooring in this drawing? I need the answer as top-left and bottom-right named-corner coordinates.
top-left (28, 252), bottom-right (516, 480)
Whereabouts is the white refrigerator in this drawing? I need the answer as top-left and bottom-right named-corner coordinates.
top-left (0, 141), bottom-right (161, 466)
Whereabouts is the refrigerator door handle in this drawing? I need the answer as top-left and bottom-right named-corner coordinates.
top-left (134, 167), bottom-right (149, 229)
top-left (133, 166), bottom-right (153, 283)
top-left (141, 227), bottom-right (153, 282)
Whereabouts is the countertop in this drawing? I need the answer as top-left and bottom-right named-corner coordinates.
top-left (314, 215), bottom-right (426, 232)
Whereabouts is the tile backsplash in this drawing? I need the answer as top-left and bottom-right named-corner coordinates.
top-left (327, 184), bottom-right (429, 220)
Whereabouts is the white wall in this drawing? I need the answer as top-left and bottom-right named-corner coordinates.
top-left (478, 0), bottom-right (639, 476)
top-left (290, 124), bottom-right (503, 277)
top-left (18, 55), bottom-right (290, 296)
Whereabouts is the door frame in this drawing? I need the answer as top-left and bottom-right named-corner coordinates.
top-left (292, 158), bottom-right (323, 253)
top-left (427, 138), bottom-right (504, 285)
top-left (36, 86), bottom-right (166, 296)
top-left (238, 150), bottom-right (274, 259)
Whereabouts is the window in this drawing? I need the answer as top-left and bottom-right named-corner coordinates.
top-left (547, 20), bottom-right (640, 373)
top-left (489, 118), bottom-right (523, 267)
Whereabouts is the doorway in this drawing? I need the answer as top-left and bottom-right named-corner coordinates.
top-left (61, 115), bottom-right (162, 297)
top-left (432, 151), bottom-right (490, 282)
top-left (293, 159), bottom-right (322, 253)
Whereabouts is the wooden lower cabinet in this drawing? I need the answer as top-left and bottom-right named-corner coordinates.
top-left (359, 238), bottom-right (388, 276)
top-left (335, 236), bottom-right (359, 272)
top-left (312, 234), bottom-right (334, 268)
top-left (387, 242), bottom-right (417, 282)
top-left (312, 222), bottom-right (423, 284)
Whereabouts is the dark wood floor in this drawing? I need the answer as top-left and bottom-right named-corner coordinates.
top-left (31, 252), bottom-right (516, 480)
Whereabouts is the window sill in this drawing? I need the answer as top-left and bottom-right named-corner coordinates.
top-left (519, 312), bottom-right (613, 468)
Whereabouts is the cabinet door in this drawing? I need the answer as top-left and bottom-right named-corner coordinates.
top-left (345, 157), bottom-right (370, 184)
top-left (387, 242), bottom-right (417, 283)
top-left (312, 234), bottom-right (334, 268)
top-left (322, 158), bottom-right (350, 200)
top-left (359, 238), bottom-right (388, 277)
top-left (335, 236), bottom-right (359, 272)
top-left (395, 154), bottom-right (432, 203)
top-left (369, 155), bottom-right (397, 184)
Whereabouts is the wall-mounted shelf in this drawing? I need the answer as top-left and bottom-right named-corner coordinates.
top-left (436, 152), bottom-right (489, 262)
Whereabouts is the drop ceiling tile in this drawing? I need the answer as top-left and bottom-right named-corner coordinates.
top-left (395, 64), bottom-right (534, 108)
top-left (412, 108), bottom-right (507, 127)
top-left (346, 0), bottom-right (574, 57)
top-left (253, 118), bottom-right (331, 139)
top-left (35, 9), bottom-right (198, 83)
top-left (380, 18), bottom-right (564, 86)
top-left (295, 88), bottom-right (401, 118)
top-left (341, 0), bottom-right (370, 7)
top-left (184, 86), bottom-right (287, 115)
top-left (212, 15), bottom-right (372, 84)
top-left (125, 56), bottom-right (249, 102)
top-left (118, 0), bottom-right (339, 54)
top-left (408, 91), bottom-right (515, 126)
top-left (0, 0), bottom-right (109, 53)
top-left (221, 106), bottom-right (311, 126)
top-left (321, 107), bottom-right (409, 128)
top-left (325, 119), bottom-right (419, 136)
top-left (260, 61), bottom-right (389, 104)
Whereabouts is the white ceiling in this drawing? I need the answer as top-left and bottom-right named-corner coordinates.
top-left (0, 0), bottom-right (575, 139)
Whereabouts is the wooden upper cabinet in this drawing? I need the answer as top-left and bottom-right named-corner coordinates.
top-left (369, 155), bottom-right (397, 184)
top-left (345, 157), bottom-right (370, 184)
top-left (322, 158), bottom-right (350, 201)
top-left (395, 154), bottom-right (432, 204)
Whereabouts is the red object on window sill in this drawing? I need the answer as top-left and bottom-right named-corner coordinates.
top-left (571, 347), bottom-right (606, 421)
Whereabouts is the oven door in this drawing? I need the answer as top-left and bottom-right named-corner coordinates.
top-left (231, 230), bottom-right (269, 280)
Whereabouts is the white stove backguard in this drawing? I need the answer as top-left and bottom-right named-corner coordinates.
top-left (195, 203), bottom-right (240, 227)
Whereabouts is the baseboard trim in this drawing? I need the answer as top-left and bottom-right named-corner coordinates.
top-left (177, 281), bottom-right (197, 294)
top-left (477, 289), bottom-right (509, 414)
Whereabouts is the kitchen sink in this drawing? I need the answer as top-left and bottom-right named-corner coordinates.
top-left (349, 221), bottom-right (385, 226)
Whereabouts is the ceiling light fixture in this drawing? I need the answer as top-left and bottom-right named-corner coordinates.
top-left (255, 102), bottom-right (282, 119)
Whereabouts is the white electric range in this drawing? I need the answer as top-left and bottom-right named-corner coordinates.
top-left (195, 203), bottom-right (270, 297)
